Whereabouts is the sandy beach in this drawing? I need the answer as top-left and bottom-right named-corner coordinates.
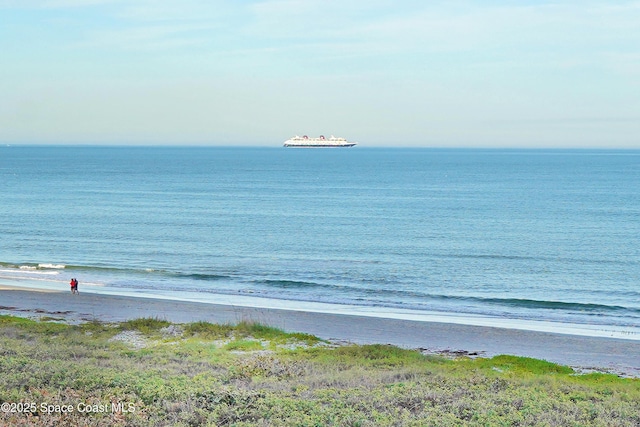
top-left (1, 286), bottom-right (639, 377)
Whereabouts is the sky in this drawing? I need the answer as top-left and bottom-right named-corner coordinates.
top-left (1, 0), bottom-right (639, 147)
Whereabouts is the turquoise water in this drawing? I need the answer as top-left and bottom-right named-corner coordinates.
top-left (1, 146), bottom-right (639, 337)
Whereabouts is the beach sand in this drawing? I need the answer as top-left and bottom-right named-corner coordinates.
top-left (1, 287), bottom-right (639, 377)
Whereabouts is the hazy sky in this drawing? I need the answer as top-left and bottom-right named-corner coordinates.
top-left (1, 1), bottom-right (639, 147)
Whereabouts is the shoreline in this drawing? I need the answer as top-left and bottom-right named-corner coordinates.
top-left (4, 279), bottom-right (639, 341)
top-left (1, 286), bottom-right (639, 378)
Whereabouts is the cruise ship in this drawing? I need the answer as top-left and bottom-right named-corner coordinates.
top-left (283, 135), bottom-right (356, 148)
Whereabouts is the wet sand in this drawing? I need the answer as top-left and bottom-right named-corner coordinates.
top-left (1, 287), bottom-right (639, 377)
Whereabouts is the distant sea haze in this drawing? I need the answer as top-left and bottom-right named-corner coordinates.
top-left (1, 146), bottom-right (639, 339)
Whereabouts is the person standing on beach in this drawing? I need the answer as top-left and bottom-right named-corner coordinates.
top-left (70, 278), bottom-right (79, 294)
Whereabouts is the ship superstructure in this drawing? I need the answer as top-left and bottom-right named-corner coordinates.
top-left (283, 135), bottom-right (356, 148)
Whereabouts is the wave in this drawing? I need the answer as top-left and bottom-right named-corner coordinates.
top-left (257, 279), bottom-right (324, 288)
top-left (307, 283), bottom-right (639, 315)
top-left (254, 279), bottom-right (353, 292)
top-left (0, 260), bottom-right (233, 280)
top-left (475, 297), bottom-right (640, 314)
top-left (65, 265), bottom-right (234, 282)
top-left (2, 259), bottom-right (637, 320)
top-left (179, 273), bottom-right (230, 281)
top-left (0, 262), bottom-right (66, 271)
top-left (251, 277), bottom-right (640, 316)
top-left (387, 291), bottom-right (640, 316)
top-left (435, 253), bottom-right (637, 266)
top-left (38, 263), bottom-right (66, 269)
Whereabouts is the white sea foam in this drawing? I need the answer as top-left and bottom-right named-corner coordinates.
top-left (19, 265), bottom-right (37, 270)
top-left (38, 263), bottom-right (66, 269)
top-left (1, 268), bottom-right (60, 276)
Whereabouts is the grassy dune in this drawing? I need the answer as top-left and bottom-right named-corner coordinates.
top-left (0, 315), bottom-right (638, 426)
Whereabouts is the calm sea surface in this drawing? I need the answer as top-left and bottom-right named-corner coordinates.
top-left (1, 146), bottom-right (639, 337)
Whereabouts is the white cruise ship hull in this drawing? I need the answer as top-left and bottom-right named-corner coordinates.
top-left (284, 142), bottom-right (356, 148)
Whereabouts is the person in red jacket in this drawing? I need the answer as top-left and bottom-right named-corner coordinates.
top-left (70, 278), bottom-right (79, 294)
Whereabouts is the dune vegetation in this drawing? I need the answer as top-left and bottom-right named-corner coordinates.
top-left (0, 315), bottom-right (638, 426)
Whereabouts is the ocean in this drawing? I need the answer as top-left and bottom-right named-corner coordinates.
top-left (1, 146), bottom-right (639, 339)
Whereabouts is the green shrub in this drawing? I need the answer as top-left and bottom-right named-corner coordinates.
top-left (225, 339), bottom-right (264, 352)
top-left (234, 321), bottom-right (285, 339)
top-left (119, 317), bottom-right (170, 334)
top-left (183, 321), bottom-right (234, 338)
top-left (332, 344), bottom-right (428, 367)
top-left (475, 355), bottom-right (574, 375)
top-left (0, 314), bottom-right (68, 334)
